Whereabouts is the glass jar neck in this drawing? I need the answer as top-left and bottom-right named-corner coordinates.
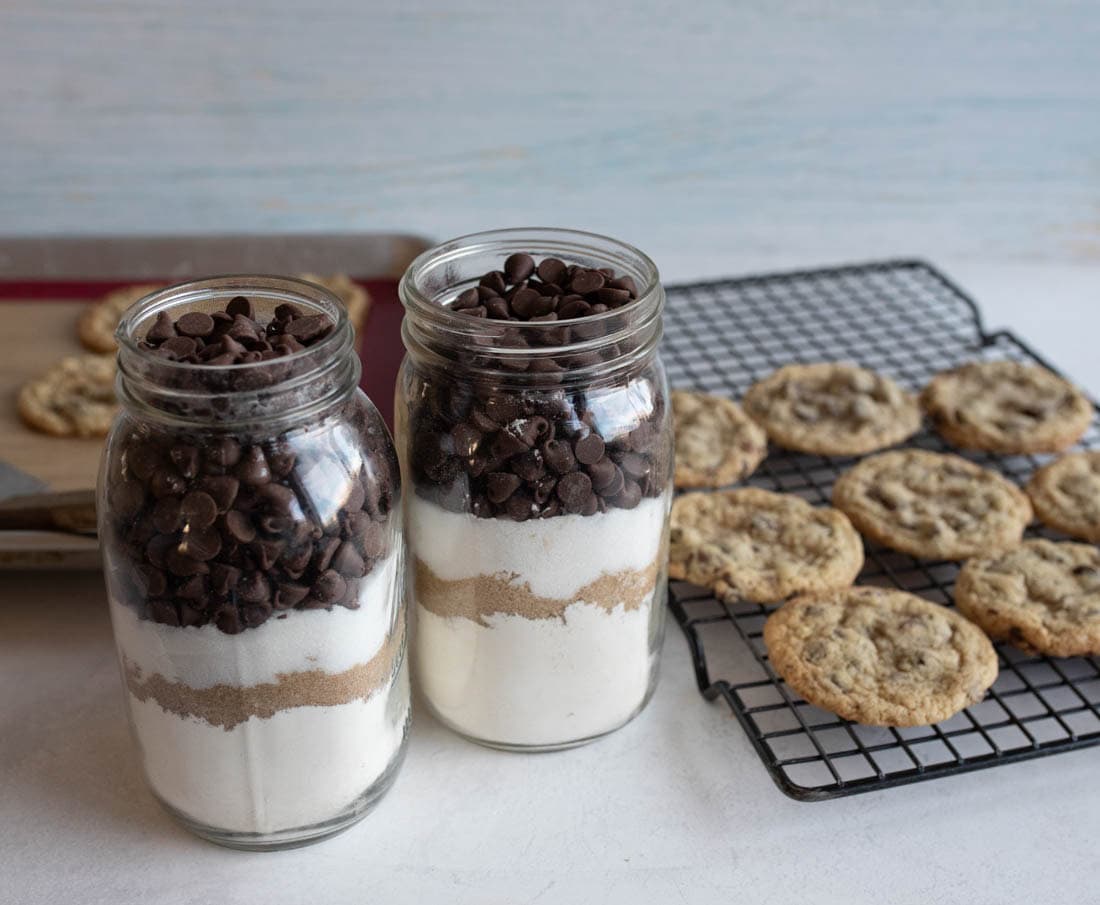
top-left (398, 228), bottom-right (664, 388)
top-left (115, 276), bottom-right (360, 433)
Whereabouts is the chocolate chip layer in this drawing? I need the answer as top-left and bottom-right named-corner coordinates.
top-left (405, 255), bottom-right (671, 520)
top-left (107, 294), bottom-right (398, 634)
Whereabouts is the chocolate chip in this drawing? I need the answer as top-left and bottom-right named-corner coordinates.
top-left (313, 569), bottom-right (347, 604)
top-left (509, 287), bottom-right (548, 319)
top-left (182, 527), bottom-right (222, 562)
top-left (256, 482), bottom-right (296, 513)
top-left (557, 298), bottom-right (593, 319)
top-left (224, 510), bottom-right (256, 544)
top-left (487, 471), bottom-right (521, 504)
top-left (485, 296), bottom-right (510, 319)
top-left (569, 269), bottom-right (605, 295)
top-left (252, 539), bottom-right (285, 570)
top-left (111, 479), bottom-right (146, 521)
top-left (128, 444), bottom-right (161, 482)
top-left (180, 491), bottom-right (218, 529)
top-left (145, 535), bottom-right (176, 570)
top-left (536, 257), bottom-right (568, 286)
top-left (595, 287), bottom-right (632, 306)
top-left (170, 445), bottom-right (200, 479)
top-left (512, 449), bottom-right (546, 482)
top-left (541, 439), bottom-right (576, 475)
top-left (237, 572), bottom-right (270, 603)
top-left (505, 492), bottom-right (536, 521)
top-left (454, 288), bottom-right (481, 310)
top-left (451, 423), bottom-right (482, 457)
top-left (241, 601), bottom-right (273, 628)
top-left (285, 314), bottom-right (332, 343)
top-left (176, 312), bottom-right (215, 338)
top-left (313, 535), bottom-right (340, 572)
top-left (176, 575), bottom-right (206, 600)
top-left (273, 583), bottom-right (310, 610)
top-left (206, 438), bottom-right (242, 470)
top-left (556, 471), bottom-right (593, 513)
top-left (613, 478), bottom-right (642, 509)
top-left (236, 447), bottom-right (271, 485)
top-left (332, 541), bottom-right (365, 577)
top-left (479, 271), bottom-right (507, 294)
top-left (209, 563), bottom-right (241, 595)
top-left (151, 497), bottom-right (183, 534)
top-left (146, 311), bottom-right (177, 344)
top-left (587, 456), bottom-right (617, 491)
top-left (504, 252), bottom-right (536, 284)
top-left (161, 336), bottom-right (197, 358)
top-left (150, 470), bottom-right (186, 499)
top-left (214, 605), bottom-right (243, 634)
top-left (198, 475), bottom-right (239, 511)
top-left (150, 600), bottom-right (180, 627)
top-left (491, 430), bottom-right (529, 460)
top-left (574, 434), bottom-right (605, 466)
top-left (166, 547), bottom-right (209, 577)
top-left (226, 295), bottom-right (253, 318)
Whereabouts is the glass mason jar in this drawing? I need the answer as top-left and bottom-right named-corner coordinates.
top-left (98, 276), bottom-right (409, 850)
top-left (396, 228), bottom-right (673, 751)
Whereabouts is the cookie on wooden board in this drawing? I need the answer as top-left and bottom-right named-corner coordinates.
top-left (78, 284), bottom-right (165, 353)
top-left (764, 586), bottom-right (998, 726)
top-left (669, 487), bottom-right (864, 603)
top-left (671, 389), bottom-right (767, 489)
top-left (832, 449), bottom-right (1032, 560)
top-left (921, 360), bottom-right (1092, 454)
top-left (742, 362), bottom-right (921, 457)
top-left (1026, 451), bottom-right (1100, 543)
top-left (18, 354), bottom-right (118, 438)
top-left (296, 273), bottom-right (371, 331)
top-left (955, 539), bottom-right (1100, 657)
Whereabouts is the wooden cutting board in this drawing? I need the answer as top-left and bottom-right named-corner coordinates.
top-left (0, 299), bottom-right (107, 493)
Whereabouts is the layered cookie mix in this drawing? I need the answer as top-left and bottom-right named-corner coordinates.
top-left (669, 488), bottom-right (864, 603)
top-left (764, 587), bottom-right (998, 727)
top-left (102, 290), bottom-right (407, 837)
top-left (832, 449), bottom-right (1032, 560)
top-left (922, 360), bottom-right (1092, 454)
top-left (955, 539), bottom-right (1100, 657)
top-left (401, 248), bottom-right (673, 747)
top-left (671, 389), bottom-right (767, 488)
top-left (742, 362), bottom-right (921, 457)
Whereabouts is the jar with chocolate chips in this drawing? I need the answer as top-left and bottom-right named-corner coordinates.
top-left (397, 229), bottom-right (673, 750)
top-left (98, 276), bottom-right (409, 849)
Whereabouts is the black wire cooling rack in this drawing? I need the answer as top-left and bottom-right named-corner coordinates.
top-left (661, 259), bottom-right (1100, 801)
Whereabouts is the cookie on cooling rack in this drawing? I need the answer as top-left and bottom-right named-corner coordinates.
top-left (955, 539), bottom-right (1100, 657)
top-left (741, 362), bottom-right (921, 457)
top-left (18, 354), bottom-right (118, 438)
top-left (832, 449), bottom-right (1032, 560)
top-left (764, 586), bottom-right (998, 727)
top-left (671, 389), bottom-right (767, 488)
top-left (921, 360), bottom-right (1092, 454)
top-left (1026, 451), bottom-right (1100, 543)
top-left (669, 488), bottom-right (864, 603)
top-left (78, 284), bottom-right (166, 353)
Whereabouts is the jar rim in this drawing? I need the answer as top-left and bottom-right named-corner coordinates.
top-left (113, 274), bottom-right (360, 430)
top-left (115, 274), bottom-right (350, 376)
top-left (398, 227), bottom-right (664, 386)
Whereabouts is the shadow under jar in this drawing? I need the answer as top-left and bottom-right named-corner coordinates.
top-left (397, 229), bottom-right (673, 751)
top-left (98, 277), bottom-right (409, 850)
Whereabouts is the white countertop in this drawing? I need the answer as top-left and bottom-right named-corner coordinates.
top-left (2, 1), bottom-right (1099, 901)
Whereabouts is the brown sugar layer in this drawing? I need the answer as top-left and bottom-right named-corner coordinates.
top-left (414, 556), bottom-right (661, 626)
top-left (124, 623), bottom-right (404, 730)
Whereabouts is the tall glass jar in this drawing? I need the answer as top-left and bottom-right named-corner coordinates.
top-left (397, 228), bottom-right (673, 751)
top-left (98, 277), bottom-right (409, 850)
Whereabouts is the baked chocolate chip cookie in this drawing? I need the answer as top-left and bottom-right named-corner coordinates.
top-left (764, 586), bottom-right (998, 726)
top-left (832, 449), bottom-right (1031, 560)
top-left (922, 360), bottom-right (1092, 454)
top-left (671, 390), bottom-right (767, 489)
top-left (18, 354), bottom-right (118, 438)
top-left (669, 488), bottom-right (864, 603)
top-left (955, 539), bottom-right (1100, 657)
top-left (741, 362), bottom-right (921, 457)
top-left (1026, 451), bottom-right (1100, 543)
top-left (78, 284), bottom-right (165, 353)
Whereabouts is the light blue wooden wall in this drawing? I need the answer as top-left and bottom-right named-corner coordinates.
top-left (1, 1), bottom-right (1098, 275)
